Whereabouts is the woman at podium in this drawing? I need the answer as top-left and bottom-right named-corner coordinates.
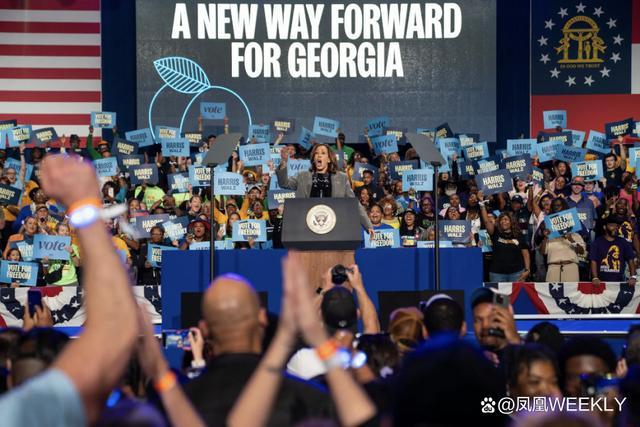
top-left (277, 143), bottom-right (374, 234)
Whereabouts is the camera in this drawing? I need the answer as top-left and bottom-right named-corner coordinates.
top-left (331, 264), bottom-right (353, 285)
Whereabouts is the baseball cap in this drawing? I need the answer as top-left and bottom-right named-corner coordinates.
top-left (470, 287), bottom-right (494, 309)
top-left (570, 177), bottom-right (585, 186)
top-left (511, 195), bottom-right (524, 204)
top-left (320, 287), bottom-right (358, 335)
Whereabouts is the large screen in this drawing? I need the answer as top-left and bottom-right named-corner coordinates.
top-left (136, 1), bottom-right (496, 141)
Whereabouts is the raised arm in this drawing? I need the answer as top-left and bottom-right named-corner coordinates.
top-left (41, 156), bottom-right (138, 424)
top-left (18, 143), bottom-right (26, 186)
top-left (478, 192), bottom-right (495, 235)
top-left (275, 149), bottom-right (299, 190)
top-left (347, 265), bottom-right (380, 334)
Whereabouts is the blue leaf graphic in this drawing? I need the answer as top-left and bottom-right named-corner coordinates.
top-left (153, 57), bottom-right (211, 94)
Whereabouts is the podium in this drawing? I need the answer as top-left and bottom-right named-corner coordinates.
top-left (282, 198), bottom-right (362, 289)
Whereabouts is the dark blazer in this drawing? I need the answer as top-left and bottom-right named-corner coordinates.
top-left (276, 165), bottom-right (373, 229)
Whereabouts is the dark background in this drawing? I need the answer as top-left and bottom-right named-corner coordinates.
top-left (102, 0), bottom-right (531, 148)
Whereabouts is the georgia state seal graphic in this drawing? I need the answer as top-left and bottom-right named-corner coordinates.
top-left (306, 205), bottom-right (337, 235)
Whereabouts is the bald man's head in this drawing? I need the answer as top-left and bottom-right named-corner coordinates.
top-left (200, 274), bottom-right (266, 354)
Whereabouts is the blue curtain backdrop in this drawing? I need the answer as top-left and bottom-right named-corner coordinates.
top-left (101, 1), bottom-right (530, 148)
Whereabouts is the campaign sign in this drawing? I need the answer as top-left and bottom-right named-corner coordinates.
top-left (576, 208), bottom-right (595, 230)
top-left (635, 122), bottom-right (640, 137)
top-left (154, 126), bottom-right (180, 141)
top-left (544, 208), bottom-right (581, 239)
top-left (463, 142), bottom-right (489, 161)
top-left (531, 167), bottom-right (544, 183)
top-left (189, 241), bottom-right (210, 250)
top-left (474, 158), bottom-right (501, 175)
top-left (32, 127), bottom-right (58, 146)
top-left (566, 129), bottom-right (586, 147)
top-left (273, 118), bottom-right (296, 135)
top-left (239, 143), bottom-right (270, 166)
top-left (388, 160), bottom-right (419, 181)
top-left (232, 220), bottom-right (267, 242)
top-left (147, 244), bottom-right (178, 268)
top-left (585, 130), bottom-right (609, 154)
top-left (111, 137), bottom-right (138, 156)
top-left (457, 160), bottom-right (476, 178)
top-left (367, 116), bottom-right (389, 137)
top-left (352, 162), bottom-right (379, 181)
top-left (437, 137), bottom-right (461, 160)
top-left (335, 150), bottom-right (346, 170)
top-left (543, 110), bottom-right (567, 129)
top-left (478, 230), bottom-right (492, 253)
top-left (267, 189), bottom-right (296, 209)
top-left (130, 164), bottom-right (159, 185)
top-left (7, 125), bottom-right (32, 148)
top-left (248, 124), bottom-right (270, 144)
top-left (313, 116), bottom-right (339, 138)
top-left (4, 157), bottom-right (32, 183)
top-left (13, 241), bottom-right (33, 262)
top-left (506, 139), bottom-right (537, 157)
top-left (402, 169), bottom-right (433, 192)
top-left (417, 240), bottom-right (454, 249)
top-left (384, 128), bottom-right (407, 145)
top-left (416, 128), bottom-right (435, 139)
top-left (539, 131), bottom-right (573, 146)
top-left (168, 172), bottom-right (190, 193)
top-left (183, 131), bottom-right (203, 145)
top-left (536, 141), bottom-right (562, 163)
top-left (372, 135), bottom-right (398, 155)
top-left (270, 146), bottom-right (283, 167)
top-left (214, 172), bottom-right (245, 195)
top-left (0, 119), bottom-right (16, 131)
top-left (435, 122), bottom-right (453, 139)
top-left (33, 235), bottom-right (71, 261)
top-left (119, 155), bottom-right (145, 170)
top-left (0, 261), bottom-right (38, 286)
top-left (200, 102), bottom-right (225, 120)
top-left (363, 229), bottom-right (400, 248)
top-left (555, 145), bottom-right (586, 163)
top-left (135, 214), bottom-right (170, 239)
top-left (629, 147), bottom-right (640, 166)
top-left (501, 155), bottom-right (532, 180)
top-left (458, 135), bottom-right (475, 148)
top-left (91, 111), bottom-right (116, 128)
top-left (296, 127), bottom-right (314, 150)
top-left (605, 118), bottom-right (634, 139)
top-left (0, 184), bottom-right (21, 206)
top-left (571, 161), bottom-right (603, 181)
top-left (287, 159), bottom-right (311, 177)
top-left (476, 169), bottom-right (513, 196)
top-left (125, 128), bottom-right (154, 148)
top-left (214, 240), bottom-right (235, 250)
top-left (439, 220), bottom-right (472, 243)
top-left (161, 138), bottom-right (190, 157)
top-left (188, 165), bottom-right (211, 187)
top-left (162, 217), bottom-right (190, 241)
top-left (93, 157), bottom-right (119, 177)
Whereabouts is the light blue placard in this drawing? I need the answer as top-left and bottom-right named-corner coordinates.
top-left (147, 244), bottom-right (178, 267)
top-left (189, 241), bottom-right (210, 250)
top-left (168, 172), bottom-right (190, 192)
top-left (125, 128), bottom-right (154, 148)
top-left (4, 157), bottom-right (33, 185)
top-left (214, 240), bottom-right (235, 250)
top-left (437, 137), bottom-right (461, 160)
top-left (154, 126), bottom-right (180, 141)
top-left (367, 116), bottom-right (389, 137)
top-left (248, 124), bottom-right (271, 144)
top-left (544, 208), bottom-right (581, 239)
top-left (476, 169), bottom-right (513, 196)
top-left (214, 172), bottom-right (245, 195)
top-left (270, 147), bottom-right (282, 168)
top-left (566, 129), bottom-right (586, 147)
top-left (571, 161), bottom-right (603, 181)
top-left (7, 125), bottom-right (32, 148)
top-left (296, 127), bottom-right (314, 150)
top-left (634, 122), bottom-right (640, 137)
top-left (239, 143), bottom-right (270, 166)
top-left (161, 138), bottom-right (190, 157)
top-left (0, 261), bottom-right (38, 286)
top-left (464, 142), bottom-right (489, 161)
top-left (402, 169), bottom-right (433, 191)
top-left (555, 145), bottom-right (586, 163)
top-left (537, 141), bottom-right (562, 162)
top-left (33, 234), bottom-right (71, 261)
top-left (630, 147), bottom-right (640, 166)
top-left (287, 159), bottom-right (311, 177)
top-left (14, 241), bottom-right (33, 262)
top-left (200, 102), bottom-right (226, 120)
top-left (458, 135), bottom-right (476, 148)
top-left (91, 111), bottom-right (116, 128)
top-left (371, 135), bottom-right (398, 155)
top-left (162, 218), bottom-right (189, 241)
top-left (478, 230), bottom-right (492, 253)
top-left (506, 139), bottom-right (537, 157)
top-left (93, 157), bottom-right (119, 177)
top-left (543, 110), bottom-right (567, 129)
top-left (232, 220), bottom-right (267, 242)
top-left (635, 158), bottom-right (640, 178)
top-left (417, 240), bottom-right (454, 248)
top-left (188, 165), bottom-right (211, 187)
top-left (313, 116), bottom-right (340, 138)
top-left (585, 130), bottom-right (609, 155)
top-left (363, 229), bottom-right (400, 248)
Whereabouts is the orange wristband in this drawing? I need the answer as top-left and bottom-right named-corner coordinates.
top-left (315, 339), bottom-right (339, 361)
top-left (153, 370), bottom-right (177, 393)
top-left (67, 198), bottom-right (101, 216)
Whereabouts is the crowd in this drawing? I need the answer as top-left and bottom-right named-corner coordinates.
top-left (0, 116), bottom-right (639, 287)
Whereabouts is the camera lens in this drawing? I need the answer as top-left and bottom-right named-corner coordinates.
top-left (331, 264), bottom-right (348, 285)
